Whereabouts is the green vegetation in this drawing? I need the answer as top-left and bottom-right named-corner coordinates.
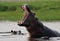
top-left (0, 1), bottom-right (60, 21)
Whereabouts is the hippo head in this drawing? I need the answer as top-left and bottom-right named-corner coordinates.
top-left (18, 4), bottom-right (37, 27)
top-left (18, 4), bottom-right (31, 27)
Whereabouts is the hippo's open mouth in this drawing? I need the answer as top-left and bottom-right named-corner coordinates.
top-left (18, 4), bottom-right (31, 27)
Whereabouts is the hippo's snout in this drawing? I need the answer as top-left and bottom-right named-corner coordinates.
top-left (18, 23), bottom-right (24, 26)
top-left (18, 21), bottom-right (30, 27)
top-left (18, 21), bottom-right (24, 26)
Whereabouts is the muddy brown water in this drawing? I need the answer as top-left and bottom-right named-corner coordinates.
top-left (0, 21), bottom-right (60, 41)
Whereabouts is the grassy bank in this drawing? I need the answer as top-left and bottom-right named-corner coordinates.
top-left (0, 1), bottom-right (60, 21)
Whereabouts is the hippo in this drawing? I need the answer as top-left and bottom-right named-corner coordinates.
top-left (18, 4), bottom-right (60, 39)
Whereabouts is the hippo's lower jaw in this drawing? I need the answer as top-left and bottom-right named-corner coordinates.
top-left (18, 24), bottom-right (30, 27)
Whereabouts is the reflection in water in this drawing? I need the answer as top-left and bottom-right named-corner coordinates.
top-left (28, 38), bottom-right (38, 41)
top-left (28, 37), bottom-right (48, 41)
top-left (28, 37), bottom-right (60, 41)
top-left (0, 33), bottom-right (60, 41)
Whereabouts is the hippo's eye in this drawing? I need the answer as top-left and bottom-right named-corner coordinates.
top-left (36, 18), bottom-right (38, 20)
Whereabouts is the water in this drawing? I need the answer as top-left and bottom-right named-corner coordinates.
top-left (0, 21), bottom-right (60, 41)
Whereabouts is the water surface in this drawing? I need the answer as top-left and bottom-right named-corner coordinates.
top-left (0, 21), bottom-right (60, 41)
